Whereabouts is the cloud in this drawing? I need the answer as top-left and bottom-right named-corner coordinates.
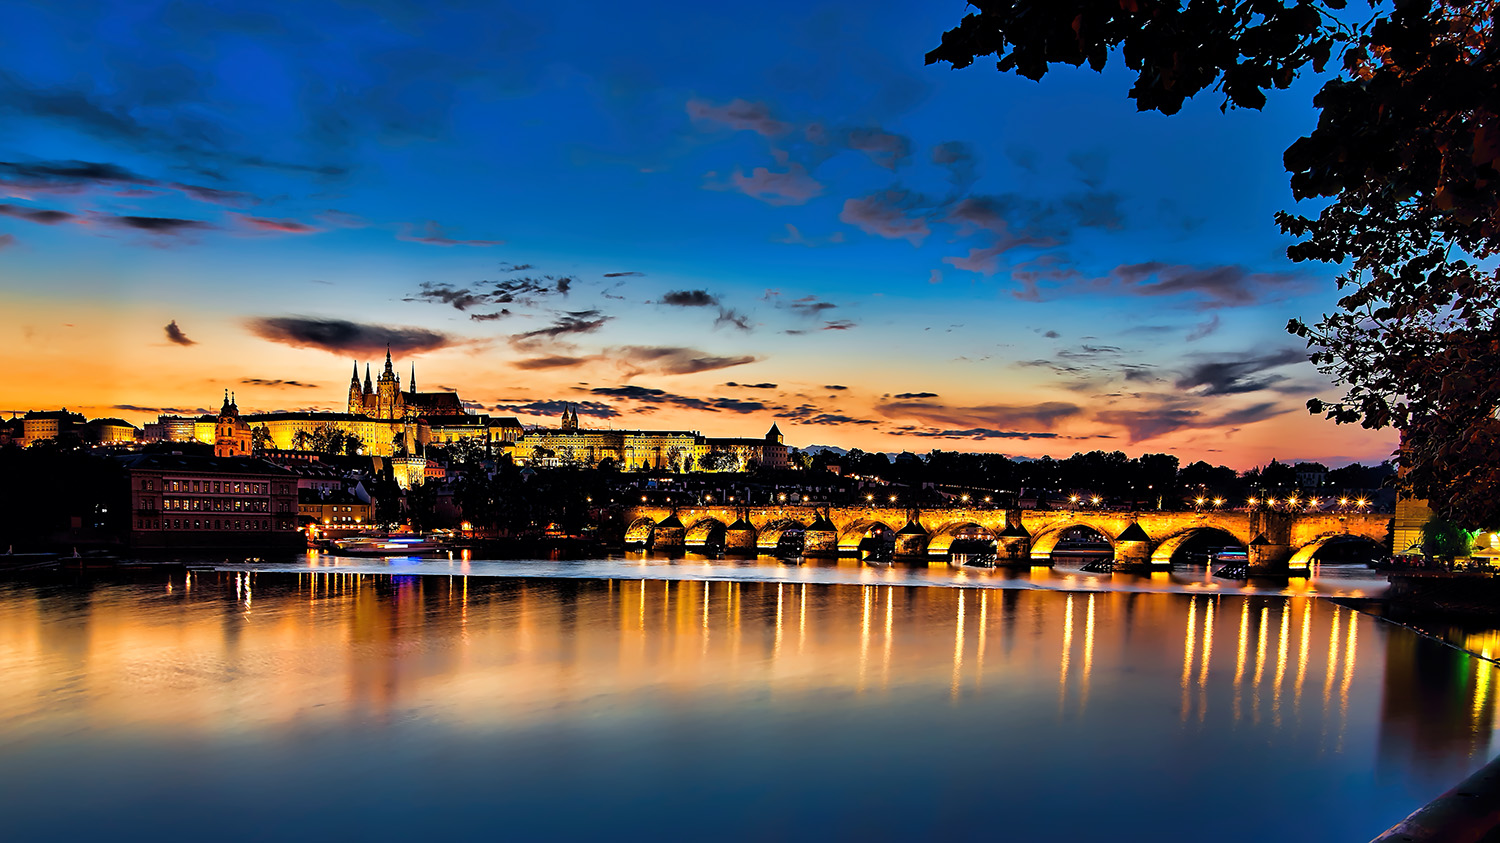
top-left (893, 392), bottom-right (938, 399)
top-left (0, 159), bottom-right (151, 192)
top-left (1174, 349), bottom-right (1307, 396)
top-left (728, 163), bottom-right (824, 205)
top-left (603, 271), bottom-right (643, 277)
top-left (0, 202), bottom-right (75, 224)
top-left (1186, 314), bottom-right (1222, 342)
top-left (782, 295), bottom-right (838, 315)
top-left (0, 234), bottom-right (14, 249)
top-left (514, 354), bottom-right (596, 370)
top-left (878, 399), bottom-right (1082, 431)
top-left (615, 346), bottom-right (758, 375)
top-left (411, 282), bottom-right (487, 311)
top-left (164, 320), bottom-right (195, 346)
top-left (660, 289), bottom-right (719, 307)
top-left (1067, 148), bottom-right (1109, 188)
top-left (725, 382), bottom-right (778, 389)
top-left (397, 220), bottom-right (502, 247)
top-left (775, 404), bottom-right (880, 426)
top-left (112, 404), bottom-right (204, 415)
top-left (822, 320), bottom-right (856, 330)
top-left (469, 310), bottom-right (511, 322)
top-left (824, 384), bottom-right (848, 390)
top-left (846, 127), bottom-right (912, 170)
top-left (589, 384), bottom-right (770, 413)
top-left (95, 214), bottom-right (209, 235)
top-left (685, 97), bottom-right (790, 136)
top-left (512, 310), bottom-right (611, 341)
top-left (715, 308), bottom-right (752, 331)
top-left (1111, 262), bottom-right (1316, 310)
top-left (839, 191), bottom-right (929, 245)
top-left (889, 426), bottom-right (1061, 440)
top-left (1095, 398), bottom-right (1291, 443)
top-left (932, 141), bottom-right (977, 190)
top-left (240, 378), bottom-right (317, 388)
top-left (491, 399), bottom-right (619, 419)
top-left (248, 316), bottom-right (453, 355)
top-left (234, 214), bottom-right (321, 235)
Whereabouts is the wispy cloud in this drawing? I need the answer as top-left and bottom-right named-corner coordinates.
top-left (248, 316), bottom-right (453, 355)
top-left (164, 320), bottom-right (195, 346)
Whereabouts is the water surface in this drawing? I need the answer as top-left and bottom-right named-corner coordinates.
top-left (2, 568), bottom-right (1495, 840)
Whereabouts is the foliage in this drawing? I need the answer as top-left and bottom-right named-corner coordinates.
top-left (1421, 516), bottom-right (1472, 558)
top-left (293, 423), bottom-right (363, 457)
top-left (250, 425), bottom-right (273, 455)
top-left (929, 1), bottom-right (1500, 526)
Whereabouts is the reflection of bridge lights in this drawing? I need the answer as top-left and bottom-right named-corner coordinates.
top-left (1212, 498), bottom-right (1224, 508)
top-left (1356, 498), bottom-right (1368, 509)
top-left (961, 494), bottom-right (969, 503)
top-left (1338, 497), bottom-right (1348, 506)
top-left (984, 496), bottom-right (992, 503)
top-left (866, 494), bottom-right (874, 502)
top-left (779, 494), bottom-right (787, 502)
top-left (888, 495), bottom-right (897, 503)
top-left (1090, 495), bottom-right (1101, 506)
top-left (641, 496), bottom-right (648, 502)
top-left (1248, 497), bottom-right (1258, 506)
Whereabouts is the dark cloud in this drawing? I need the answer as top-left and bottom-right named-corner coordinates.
top-left (240, 378), bottom-right (317, 388)
top-left (1009, 260), bottom-right (1316, 309)
top-left (725, 163), bottom-right (824, 205)
top-left (1095, 398), bottom-right (1291, 444)
top-left (1066, 148), bottom-right (1109, 189)
top-left (499, 263), bottom-right (535, 272)
top-left (469, 310), bottom-right (511, 322)
top-left (725, 382), bottom-right (778, 389)
top-left (878, 399), bottom-right (1082, 431)
top-left (839, 190), bottom-right (929, 245)
top-left (411, 282), bottom-right (487, 311)
top-left (1174, 349), bottom-right (1307, 396)
top-left (112, 404), bottom-right (204, 414)
top-left (0, 159), bottom-right (150, 191)
top-left (0, 203), bottom-right (75, 224)
top-left (775, 404), bottom-right (878, 426)
top-left (514, 355), bottom-right (596, 370)
top-left (248, 316), bottom-right (453, 355)
top-left (660, 290), bottom-right (719, 307)
top-left (589, 385), bottom-right (770, 414)
top-left (889, 426), bottom-right (1060, 440)
top-left (616, 346), bottom-right (758, 375)
top-left (782, 296), bottom-right (838, 315)
top-left (397, 220), bottom-right (502, 247)
top-left (824, 384), bottom-right (847, 390)
top-left (1186, 315), bottom-right (1222, 342)
top-left (715, 308), bottom-right (752, 331)
top-left (164, 320), bottom-right (195, 346)
top-left (491, 399), bottom-right (619, 419)
top-left (822, 320), bottom-right (856, 330)
top-left (233, 214), bottom-right (321, 235)
top-left (1060, 191), bottom-right (1124, 230)
top-left (893, 392), bottom-right (938, 399)
top-left (603, 271), bottom-right (642, 277)
top-left (932, 141), bottom-right (977, 191)
top-left (513, 310), bottom-right (610, 341)
top-left (846, 127), bottom-right (912, 170)
top-left (1043, 330), bottom-right (1061, 339)
top-left (685, 98), bottom-right (790, 136)
top-left (97, 214), bottom-right (209, 234)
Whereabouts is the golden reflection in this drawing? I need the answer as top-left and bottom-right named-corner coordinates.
top-left (1197, 598), bottom-right (1215, 723)
top-left (951, 589), bottom-right (965, 701)
top-left (1181, 597), bottom-right (1198, 721)
top-left (975, 589), bottom-right (988, 691)
top-left (859, 585), bottom-right (872, 693)
top-left (1474, 660), bottom-right (1494, 732)
top-left (1252, 605), bottom-right (1268, 724)
top-left (1233, 599), bottom-right (1249, 722)
top-left (1340, 608), bottom-right (1358, 718)
top-left (799, 583), bottom-right (807, 654)
top-left (1272, 605), bottom-right (1290, 726)
top-left (1079, 593), bottom-right (1096, 713)
top-left (883, 586), bottom-right (894, 689)
top-left (1324, 607), bottom-right (1342, 712)
top-left (774, 583), bottom-right (783, 659)
top-left (1293, 601), bottom-right (1310, 714)
top-left (1059, 594), bottom-right (1074, 711)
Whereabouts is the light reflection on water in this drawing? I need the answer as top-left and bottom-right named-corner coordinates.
top-left (224, 549), bottom-right (1393, 599)
top-left (0, 571), bottom-right (1493, 842)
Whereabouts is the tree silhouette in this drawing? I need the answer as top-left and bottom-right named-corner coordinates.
top-left (930, 1), bottom-right (1500, 527)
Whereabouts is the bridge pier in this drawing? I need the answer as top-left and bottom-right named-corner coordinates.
top-left (1112, 522), bottom-right (1153, 571)
top-left (1247, 534), bottom-right (1294, 576)
top-left (652, 514), bottom-right (685, 551)
top-left (804, 513), bottom-right (839, 557)
top-left (997, 522), bottom-right (1032, 566)
top-left (725, 518), bottom-right (757, 555)
top-left (894, 519), bottom-right (928, 559)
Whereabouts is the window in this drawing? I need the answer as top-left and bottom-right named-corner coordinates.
top-left (192, 481), bottom-right (200, 493)
top-left (193, 520), bottom-right (201, 530)
top-left (213, 482), bottom-right (220, 493)
top-left (214, 519), bottom-right (220, 530)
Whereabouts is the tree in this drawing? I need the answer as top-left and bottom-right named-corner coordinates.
top-left (250, 425), bottom-right (273, 455)
top-left (929, 2), bottom-right (1500, 526)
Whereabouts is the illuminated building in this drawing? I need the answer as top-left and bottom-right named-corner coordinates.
top-left (506, 411), bottom-right (788, 471)
top-left (20, 409), bottom-right (85, 446)
top-left (118, 452), bottom-right (301, 549)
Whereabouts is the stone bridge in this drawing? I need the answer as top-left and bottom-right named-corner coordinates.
top-left (621, 504), bottom-right (1392, 576)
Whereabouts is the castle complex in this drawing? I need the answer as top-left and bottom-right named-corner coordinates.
top-left (200, 352), bottom-right (788, 474)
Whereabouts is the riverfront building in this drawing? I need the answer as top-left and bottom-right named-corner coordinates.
top-left (117, 452), bottom-right (301, 550)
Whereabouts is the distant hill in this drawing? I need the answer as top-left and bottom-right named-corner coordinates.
top-left (799, 444), bottom-right (847, 456)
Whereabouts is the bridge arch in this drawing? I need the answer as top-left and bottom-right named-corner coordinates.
top-left (1288, 533), bottom-right (1387, 571)
top-left (1030, 521), bottom-right (1116, 560)
top-left (926, 522), bottom-right (998, 556)
top-left (837, 519), bottom-right (897, 553)
top-left (757, 519), bottom-right (808, 551)
top-left (1150, 527), bottom-right (1246, 566)
top-left (684, 517), bottom-right (727, 549)
top-left (624, 516), bottom-right (656, 547)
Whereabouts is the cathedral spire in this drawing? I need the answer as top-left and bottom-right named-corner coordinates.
top-left (410, 362), bottom-right (416, 395)
top-left (351, 360), bottom-right (360, 385)
top-left (384, 344), bottom-right (393, 374)
top-left (364, 364), bottom-right (373, 394)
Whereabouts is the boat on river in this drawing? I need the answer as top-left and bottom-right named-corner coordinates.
top-left (330, 533), bottom-right (454, 557)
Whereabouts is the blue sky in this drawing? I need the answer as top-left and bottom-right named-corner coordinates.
top-left (0, 0), bottom-right (1397, 467)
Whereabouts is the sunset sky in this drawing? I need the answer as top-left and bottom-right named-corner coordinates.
top-left (0, 0), bottom-right (1398, 468)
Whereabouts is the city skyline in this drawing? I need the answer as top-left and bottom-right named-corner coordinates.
top-left (0, 0), bottom-right (1398, 469)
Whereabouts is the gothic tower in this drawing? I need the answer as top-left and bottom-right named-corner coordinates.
top-left (375, 346), bottom-right (404, 419)
top-left (561, 404), bottom-right (579, 431)
top-left (347, 361), bottom-right (364, 415)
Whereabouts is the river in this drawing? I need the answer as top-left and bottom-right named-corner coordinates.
top-left (0, 555), bottom-right (1494, 841)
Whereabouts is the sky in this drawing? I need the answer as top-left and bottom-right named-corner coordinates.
top-left (0, 0), bottom-right (1399, 469)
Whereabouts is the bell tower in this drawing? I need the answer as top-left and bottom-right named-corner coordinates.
top-left (347, 360), bottom-right (364, 415)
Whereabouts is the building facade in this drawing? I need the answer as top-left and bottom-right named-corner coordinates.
top-left (118, 453), bottom-right (301, 549)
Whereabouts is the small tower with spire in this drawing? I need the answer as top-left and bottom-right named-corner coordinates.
top-left (409, 362), bottom-right (417, 396)
top-left (561, 404), bottom-right (579, 432)
top-left (214, 389), bottom-right (252, 457)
